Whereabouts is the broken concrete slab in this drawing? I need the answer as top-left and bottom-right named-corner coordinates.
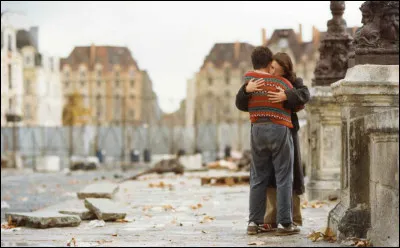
top-left (77, 183), bottom-right (119, 199)
top-left (84, 198), bottom-right (126, 221)
top-left (58, 209), bottom-right (96, 220)
top-left (5, 212), bottom-right (81, 228)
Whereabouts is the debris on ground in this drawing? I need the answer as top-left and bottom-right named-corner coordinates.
top-left (148, 181), bottom-right (173, 189)
top-left (328, 194), bottom-right (339, 201)
top-left (341, 237), bottom-right (372, 247)
top-left (190, 203), bottom-right (203, 210)
top-left (1, 201), bottom-right (10, 209)
top-left (307, 227), bottom-right (336, 242)
top-left (199, 215), bottom-right (215, 223)
top-left (121, 157), bottom-right (185, 182)
top-left (248, 241), bottom-right (266, 245)
top-left (66, 237), bottom-right (77, 247)
top-left (206, 160), bottom-right (238, 170)
top-left (86, 220), bottom-right (106, 228)
top-left (201, 175), bottom-right (249, 186)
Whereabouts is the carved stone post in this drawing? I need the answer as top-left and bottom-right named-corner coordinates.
top-left (328, 1), bottom-right (399, 246)
top-left (306, 1), bottom-right (353, 200)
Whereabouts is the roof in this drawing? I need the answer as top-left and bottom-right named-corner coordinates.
top-left (200, 42), bottom-right (255, 70)
top-left (267, 29), bottom-right (303, 62)
top-left (16, 30), bottom-right (35, 49)
top-left (267, 27), bottom-right (359, 62)
top-left (60, 46), bottom-right (139, 71)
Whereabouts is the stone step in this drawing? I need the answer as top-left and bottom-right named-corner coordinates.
top-left (77, 183), bottom-right (119, 199)
top-left (58, 209), bottom-right (97, 220)
top-left (200, 175), bottom-right (250, 186)
top-left (5, 212), bottom-right (81, 228)
top-left (84, 198), bottom-right (127, 221)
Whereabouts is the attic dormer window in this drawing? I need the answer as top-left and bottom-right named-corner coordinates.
top-left (278, 38), bottom-right (289, 48)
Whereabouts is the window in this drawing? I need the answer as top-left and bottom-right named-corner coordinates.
top-left (65, 71), bottom-right (70, 78)
top-left (49, 58), bottom-right (54, 72)
top-left (130, 109), bottom-right (135, 119)
top-left (130, 79), bottom-right (134, 88)
top-left (25, 80), bottom-right (31, 95)
top-left (80, 80), bottom-right (85, 87)
top-left (25, 105), bottom-right (31, 118)
top-left (225, 106), bottom-right (230, 114)
top-left (96, 95), bottom-right (101, 117)
top-left (65, 80), bottom-right (69, 87)
top-left (115, 80), bottom-right (119, 87)
top-left (8, 64), bottom-right (12, 89)
top-left (208, 77), bottom-right (213, 86)
top-left (97, 70), bottom-right (101, 77)
top-left (129, 69), bottom-right (134, 78)
top-left (115, 71), bottom-right (120, 78)
top-left (8, 35), bottom-right (12, 52)
top-left (8, 98), bottom-right (13, 111)
top-left (80, 70), bottom-right (86, 78)
top-left (97, 80), bottom-right (101, 87)
top-left (114, 95), bottom-right (121, 119)
top-left (25, 56), bottom-right (31, 65)
top-left (130, 94), bottom-right (135, 101)
top-left (224, 68), bottom-right (230, 84)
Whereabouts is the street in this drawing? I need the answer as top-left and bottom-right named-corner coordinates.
top-left (1, 169), bottom-right (344, 247)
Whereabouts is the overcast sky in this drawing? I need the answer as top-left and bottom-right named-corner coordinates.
top-left (2, 1), bottom-right (364, 113)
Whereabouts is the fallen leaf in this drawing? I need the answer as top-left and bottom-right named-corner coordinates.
top-left (201, 230), bottom-right (207, 234)
top-left (353, 239), bottom-right (371, 247)
top-left (307, 231), bottom-right (324, 242)
top-left (115, 219), bottom-right (128, 223)
top-left (200, 215), bottom-right (215, 223)
top-left (162, 205), bottom-right (175, 211)
top-left (67, 237), bottom-right (76, 247)
top-left (142, 205), bottom-right (152, 211)
top-left (248, 241), bottom-right (266, 245)
top-left (112, 234), bottom-right (118, 237)
top-left (97, 239), bottom-right (112, 244)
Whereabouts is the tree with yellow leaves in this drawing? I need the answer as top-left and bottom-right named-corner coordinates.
top-left (62, 91), bottom-right (92, 126)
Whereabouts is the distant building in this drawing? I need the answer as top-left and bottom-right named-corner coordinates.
top-left (265, 24), bottom-right (358, 88)
top-left (17, 27), bottom-right (63, 126)
top-left (193, 42), bottom-right (254, 125)
top-left (60, 44), bottom-right (160, 125)
top-left (1, 12), bottom-right (24, 126)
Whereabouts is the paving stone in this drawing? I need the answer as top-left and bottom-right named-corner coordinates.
top-left (77, 183), bottom-right (119, 199)
top-left (84, 198), bottom-right (126, 221)
top-left (5, 212), bottom-right (81, 228)
top-left (58, 209), bottom-right (96, 220)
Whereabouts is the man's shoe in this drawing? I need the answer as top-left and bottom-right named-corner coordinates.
top-left (275, 223), bottom-right (300, 236)
top-left (247, 222), bottom-right (259, 235)
top-left (258, 223), bottom-right (277, 232)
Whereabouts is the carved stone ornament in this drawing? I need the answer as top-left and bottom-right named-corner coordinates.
top-left (313, 1), bottom-right (353, 86)
top-left (354, 1), bottom-right (399, 65)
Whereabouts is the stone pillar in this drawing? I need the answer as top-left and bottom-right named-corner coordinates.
top-left (306, 1), bottom-right (352, 200)
top-left (328, 1), bottom-right (399, 246)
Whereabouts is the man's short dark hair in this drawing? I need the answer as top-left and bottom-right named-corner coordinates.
top-left (251, 46), bottom-right (273, 70)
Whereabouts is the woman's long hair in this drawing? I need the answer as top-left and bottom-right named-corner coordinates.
top-left (272, 52), bottom-right (296, 83)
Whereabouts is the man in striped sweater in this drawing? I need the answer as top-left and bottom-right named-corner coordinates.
top-left (240, 46), bottom-right (300, 236)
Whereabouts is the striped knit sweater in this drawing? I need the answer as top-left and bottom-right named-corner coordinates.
top-left (245, 71), bottom-right (294, 129)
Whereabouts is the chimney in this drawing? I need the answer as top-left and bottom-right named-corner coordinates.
top-left (297, 24), bottom-right (303, 43)
top-left (312, 26), bottom-right (320, 47)
top-left (90, 43), bottom-right (96, 68)
top-left (261, 28), bottom-right (267, 46)
top-left (29, 26), bottom-right (39, 51)
top-left (234, 41), bottom-right (240, 60)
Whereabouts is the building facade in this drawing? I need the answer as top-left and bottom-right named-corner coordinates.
top-left (17, 27), bottom-right (63, 126)
top-left (60, 44), bottom-right (159, 126)
top-left (193, 42), bottom-right (254, 125)
top-left (1, 12), bottom-right (24, 127)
